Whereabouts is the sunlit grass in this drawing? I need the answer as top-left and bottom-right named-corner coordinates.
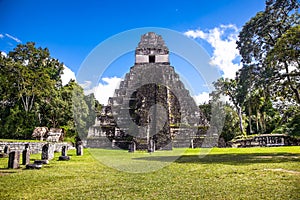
top-left (0, 139), bottom-right (42, 143)
top-left (0, 147), bottom-right (299, 199)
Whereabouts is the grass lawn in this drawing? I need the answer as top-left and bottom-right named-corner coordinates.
top-left (0, 139), bottom-right (43, 143)
top-left (0, 146), bottom-right (299, 199)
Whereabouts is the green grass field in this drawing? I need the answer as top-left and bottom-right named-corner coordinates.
top-left (0, 139), bottom-right (43, 143)
top-left (0, 147), bottom-right (299, 199)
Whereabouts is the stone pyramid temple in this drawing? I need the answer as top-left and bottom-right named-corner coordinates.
top-left (86, 32), bottom-right (208, 151)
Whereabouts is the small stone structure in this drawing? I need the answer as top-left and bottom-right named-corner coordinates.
top-left (46, 128), bottom-right (64, 142)
top-left (0, 153), bottom-right (7, 158)
top-left (8, 151), bottom-right (20, 169)
top-left (58, 156), bottom-right (70, 161)
top-left (61, 146), bottom-right (67, 156)
top-left (76, 145), bottom-right (83, 156)
top-left (22, 144), bottom-right (30, 165)
top-left (32, 127), bottom-right (49, 141)
top-left (59, 146), bottom-right (70, 161)
top-left (26, 163), bottom-right (42, 169)
top-left (230, 134), bottom-right (299, 147)
top-left (75, 137), bottom-right (83, 156)
top-left (32, 127), bottom-right (64, 142)
top-left (128, 141), bottom-right (136, 152)
top-left (4, 145), bottom-right (10, 154)
top-left (26, 158), bottom-right (45, 169)
top-left (0, 145), bottom-right (10, 158)
top-left (34, 160), bottom-right (49, 165)
top-left (0, 142), bottom-right (72, 155)
top-left (41, 143), bottom-right (54, 160)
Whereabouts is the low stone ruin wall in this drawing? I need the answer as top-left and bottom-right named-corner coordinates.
top-left (84, 138), bottom-right (113, 148)
top-left (0, 142), bottom-right (73, 154)
top-left (229, 135), bottom-right (300, 148)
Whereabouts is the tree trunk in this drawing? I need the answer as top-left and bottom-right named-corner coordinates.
top-left (256, 110), bottom-right (260, 134)
top-left (262, 112), bottom-right (267, 133)
top-left (248, 101), bottom-right (252, 134)
top-left (259, 112), bottom-right (266, 134)
top-left (237, 105), bottom-right (244, 135)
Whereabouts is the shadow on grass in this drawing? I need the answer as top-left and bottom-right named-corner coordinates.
top-left (0, 169), bottom-right (18, 175)
top-left (132, 152), bottom-right (300, 165)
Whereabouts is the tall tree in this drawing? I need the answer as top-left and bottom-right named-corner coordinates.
top-left (266, 25), bottom-right (300, 103)
top-left (237, 0), bottom-right (299, 104)
top-left (234, 0), bottom-right (299, 137)
top-left (7, 42), bottom-right (64, 112)
top-left (213, 78), bottom-right (246, 135)
top-left (0, 42), bottom-right (65, 138)
top-left (70, 81), bottom-right (90, 139)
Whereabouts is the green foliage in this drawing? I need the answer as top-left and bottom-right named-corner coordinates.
top-left (199, 103), bottom-right (211, 122)
top-left (0, 138), bottom-right (41, 142)
top-left (200, 102), bottom-right (243, 142)
top-left (211, 0), bottom-right (299, 138)
top-left (274, 107), bottom-right (300, 136)
top-left (0, 42), bottom-right (65, 138)
top-left (7, 42), bottom-right (64, 112)
top-left (3, 106), bottom-right (36, 139)
top-left (266, 25), bottom-right (300, 103)
top-left (287, 113), bottom-right (300, 137)
top-left (0, 43), bottom-right (98, 139)
top-left (59, 124), bottom-right (76, 141)
top-left (72, 82), bottom-right (90, 139)
top-left (212, 78), bottom-right (246, 135)
top-left (84, 93), bottom-right (99, 130)
top-left (220, 105), bottom-right (244, 142)
top-left (236, 0), bottom-right (299, 103)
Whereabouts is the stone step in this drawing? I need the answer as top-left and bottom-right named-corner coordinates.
top-left (59, 156), bottom-right (70, 161)
top-left (26, 163), bottom-right (42, 169)
top-left (34, 160), bottom-right (49, 165)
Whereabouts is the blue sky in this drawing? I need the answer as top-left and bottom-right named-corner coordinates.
top-left (0, 0), bottom-right (266, 104)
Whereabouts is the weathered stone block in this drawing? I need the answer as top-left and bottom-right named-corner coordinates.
top-left (41, 143), bottom-right (54, 160)
top-left (26, 163), bottom-right (42, 169)
top-left (34, 160), bottom-right (49, 165)
top-left (0, 153), bottom-right (8, 158)
top-left (59, 155), bottom-right (70, 161)
top-left (22, 149), bottom-right (30, 165)
top-left (4, 145), bottom-right (10, 154)
top-left (128, 141), bottom-right (136, 152)
top-left (76, 145), bottom-right (83, 156)
top-left (8, 151), bottom-right (20, 169)
top-left (61, 146), bottom-right (67, 156)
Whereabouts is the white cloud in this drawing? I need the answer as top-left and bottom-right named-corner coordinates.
top-left (5, 33), bottom-right (21, 43)
top-left (61, 65), bottom-right (76, 85)
top-left (184, 24), bottom-right (242, 79)
top-left (90, 77), bottom-right (122, 105)
top-left (80, 81), bottom-right (92, 90)
top-left (193, 92), bottom-right (210, 105)
top-left (184, 29), bottom-right (206, 39)
top-left (0, 34), bottom-right (4, 39)
top-left (0, 51), bottom-right (7, 57)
